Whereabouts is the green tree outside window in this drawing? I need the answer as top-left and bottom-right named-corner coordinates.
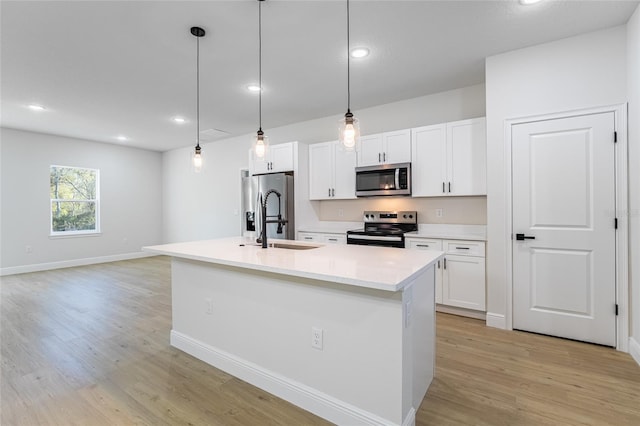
top-left (50, 166), bottom-right (99, 234)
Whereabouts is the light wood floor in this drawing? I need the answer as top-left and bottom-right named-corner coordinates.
top-left (2, 256), bottom-right (639, 425)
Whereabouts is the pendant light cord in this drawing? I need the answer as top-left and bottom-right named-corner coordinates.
top-left (196, 34), bottom-right (200, 149)
top-left (259, 0), bottom-right (263, 132)
top-left (347, 0), bottom-right (351, 112)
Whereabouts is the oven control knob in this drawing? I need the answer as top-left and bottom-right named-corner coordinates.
top-left (409, 214), bottom-right (413, 219)
top-left (403, 214), bottom-right (407, 219)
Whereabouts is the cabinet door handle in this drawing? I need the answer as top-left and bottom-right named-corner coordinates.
top-left (332, 188), bottom-right (335, 197)
top-left (416, 244), bottom-right (430, 248)
top-left (437, 260), bottom-right (440, 269)
top-left (442, 182), bottom-right (445, 193)
top-left (378, 153), bottom-right (381, 163)
top-left (383, 152), bottom-right (386, 162)
top-left (328, 188), bottom-right (331, 197)
top-left (455, 247), bottom-right (470, 250)
top-left (448, 182), bottom-right (451, 193)
top-left (443, 258), bottom-right (447, 269)
top-left (304, 236), bottom-right (313, 240)
top-left (328, 238), bottom-right (337, 242)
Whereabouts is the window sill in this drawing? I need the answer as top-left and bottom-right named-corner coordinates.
top-left (49, 231), bottom-right (102, 239)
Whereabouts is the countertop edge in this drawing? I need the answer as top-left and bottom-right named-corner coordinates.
top-left (143, 244), bottom-right (443, 292)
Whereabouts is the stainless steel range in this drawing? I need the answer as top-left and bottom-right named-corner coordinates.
top-left (346, 211), bottom-right (418, 248)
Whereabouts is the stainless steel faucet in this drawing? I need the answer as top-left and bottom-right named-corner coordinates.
top-left (257, 189), bottom-right (288, 248)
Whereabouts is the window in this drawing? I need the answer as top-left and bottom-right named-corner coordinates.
top-left (50, 165), bottom-right (100, 235)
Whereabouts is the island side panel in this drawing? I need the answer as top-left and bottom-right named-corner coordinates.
top-left (403, 264), bottom-right (435, 412)
top-left (170, 257), bottom-right (409, 425)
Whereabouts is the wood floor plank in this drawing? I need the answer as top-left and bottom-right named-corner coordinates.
top-left (2, 256), bottom-right (639, 425)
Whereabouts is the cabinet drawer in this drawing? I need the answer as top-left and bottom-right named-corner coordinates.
top-left (323, 234), bottom-right (346, 244)
top-left (444, 240), bottom-right (485, 256)
top-left (406, 239), bottom-right (442, 251)
top-left (298, 233), bottom-right (321, 242)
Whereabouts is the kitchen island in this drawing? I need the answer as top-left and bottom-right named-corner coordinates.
top-left (143, 237), bottom-right (443, 426)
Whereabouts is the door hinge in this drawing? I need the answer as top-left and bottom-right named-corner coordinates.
top-left (614, 131), bottom-right (617, 143)
top-left (615, 304), bottom-right (619, 316)
top-left (615, 218), bottom-right (618, 229)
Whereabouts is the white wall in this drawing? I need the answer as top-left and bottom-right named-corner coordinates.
top-left (162, 83), bottom-right (486, 243)
top-left (0, 128), bottom-right (163, 272)
top-left (627, 5), bottom-right (640, 362)
top-left (485, 27), bottom-right (627, 325)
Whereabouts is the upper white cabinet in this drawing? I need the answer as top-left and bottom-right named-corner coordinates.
top-left (412, 117), bottom-right (486, 197)
top-left (250, 142), bottom-right (295, 175)
top-left (309, 140), bottom-right (356, 200)
top-left (411, 124), bottom-right (447, 197)
top-left (357, 129), bottom-right (411, 167)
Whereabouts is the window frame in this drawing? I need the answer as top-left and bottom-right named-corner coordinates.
top-left (49, 165), bottom-right (101, 237)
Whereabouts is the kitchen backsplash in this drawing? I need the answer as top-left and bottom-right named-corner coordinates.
top-left (318, 196), bottom-right (487, 224)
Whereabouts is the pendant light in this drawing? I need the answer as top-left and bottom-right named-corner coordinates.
top-left (253, 0), bottom-right (269, 160)
top-left (338, 0), bottom-right (360, 151)
top-left (191, 26), bottom-right (205, 172)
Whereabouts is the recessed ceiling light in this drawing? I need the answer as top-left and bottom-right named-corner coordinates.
top-left (350, 48), bottom-right (370, 58)
top-left (519, 0), bottom-right (542, 5)
top-left (116, 135), bottom-right (128, 142)
top-left (28, 104), bottom-right (46, 111)
top-left (173, 116), bottom-right (186, 123)
top-left (247, 84), bottom-right (262, 93)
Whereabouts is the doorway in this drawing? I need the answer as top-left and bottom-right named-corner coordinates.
top-left (509, 108), bottom-right (627, 348)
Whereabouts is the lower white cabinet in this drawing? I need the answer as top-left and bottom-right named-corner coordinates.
top-left (407, 239), bottom-right (444, 303)
top-left (406, 237), bottom-right (485, 312)
top-left (298, 232), bottom-right (346, 244)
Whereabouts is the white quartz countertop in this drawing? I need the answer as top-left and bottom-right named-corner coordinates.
top-left (143, 237), bottom-right (443, 292)
top-left (409, 224), bottom-right (487, 241)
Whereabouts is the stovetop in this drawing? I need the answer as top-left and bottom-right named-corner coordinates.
top-left (347, 211), bottom-right (418, 236)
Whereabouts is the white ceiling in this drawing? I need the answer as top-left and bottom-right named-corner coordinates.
top-left (1, 0), bottom-right (637, 152)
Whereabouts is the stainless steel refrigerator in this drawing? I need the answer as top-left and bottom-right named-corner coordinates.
top-left (241, 171), bottom-right (295, 241)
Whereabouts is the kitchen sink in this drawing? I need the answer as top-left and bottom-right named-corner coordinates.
top-left (270, 242), bottom-right (320, 250)
top-left (241, 242), bottom-right (320, 250)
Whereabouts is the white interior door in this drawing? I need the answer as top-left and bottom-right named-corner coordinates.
top-left (512, 112), bottom-right (616, 347)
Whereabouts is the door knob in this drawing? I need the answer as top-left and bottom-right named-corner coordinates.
top-left (516, 233), bottom-right (536, 241)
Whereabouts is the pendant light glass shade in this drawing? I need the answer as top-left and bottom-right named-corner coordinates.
top-left (191, 26), bottom-right (205, 173)
top-left (339, 0), bottom-right (359, 151)
top-left (339, 110), bottom-right (360, 151)
top-left (192, 145), bottom-right (203, 172)
top-left (254, 129), bottom-right (269, 159)
top-left (252, 0), bottom-right (269, 161)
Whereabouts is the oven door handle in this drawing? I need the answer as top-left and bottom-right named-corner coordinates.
top-left (347, 234), bottom-right (403, 242)
top-left (395, 168), bottom-right (400, 190)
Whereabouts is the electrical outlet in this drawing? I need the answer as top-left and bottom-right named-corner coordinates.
top-left (435, 209), bottom-right (443, 218)
top-left (205, 298), bottom-right (213, 314)
top-left (311, 327), bottom-right (323, 350)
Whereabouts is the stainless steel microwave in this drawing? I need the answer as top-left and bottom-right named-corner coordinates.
top-left (355, 162), bottom-right (411, 197)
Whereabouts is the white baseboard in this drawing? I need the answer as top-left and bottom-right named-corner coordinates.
top-left (436, 304), bottom-right (486, 320)
top-left (485, 312), bottom-right (507, 329)
top-left (171, 330), bottom-right (411, 426)
top-left (0, 252), bottom-right (155, 276)
top-left (630, 337), bottom-right (640, 367)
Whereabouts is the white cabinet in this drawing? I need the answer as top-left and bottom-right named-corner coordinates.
top-left (411, 124), bottom-right (447, 197)
top-left (250, 142), bottom-right (295, 175)
top-left (298, 232), bottom-right (346, 244)
top-left (357, 129), bottom-right (411, 167)
top-left (309, 141), bottom-right (356, 200)
top-left (411, 117), bottom-right (486, 197)
top-left (406, 238), bottom-right (444, 303)
top-left (406, 237), bottom-right (485, 312)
